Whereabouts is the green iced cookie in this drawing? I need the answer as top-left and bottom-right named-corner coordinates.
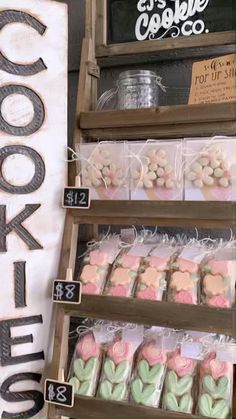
top-left (69, 377), bottom-right (80, 393)
top-left (131, 378), bottom-right (156, 406)
top-left (77, 380), bottom-right (94, 397)
top-left (104, 359), bottom-right (130, 384)
top-left (203, 375), bottom-right (229, 399)
top-left (199, 394), bottom-right (230, 418)
top-left (74, 357), bottom-right (98, 381)
top-left (138, 360), bottom-right (164, 385)
top-left (164, 392), bottom-right (193, 414)
top-left (100, 380), bottom-right (126, 401)
top-left (166, 370), bottom-right (193, 397)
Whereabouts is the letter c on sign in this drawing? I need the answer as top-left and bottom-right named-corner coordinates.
top-left (181, 20), bottom-right (193, 36)
top-left (0, 10), bottom-right (47, 76)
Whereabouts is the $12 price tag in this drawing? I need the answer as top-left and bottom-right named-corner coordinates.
top-left (44, 379), bottom-right (74, 407)
top-left (63, 187), bottom-right (90, 209)
top-left (53, 280), bottom-right (82, 304)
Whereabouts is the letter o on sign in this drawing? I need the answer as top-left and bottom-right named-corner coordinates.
top-left (0, 145), bottom-right (45, 194)
top-left (0, 85), bottom-right (45, 136)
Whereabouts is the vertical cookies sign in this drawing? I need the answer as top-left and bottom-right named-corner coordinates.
top-left (0, 1), bottom-right (67, 418)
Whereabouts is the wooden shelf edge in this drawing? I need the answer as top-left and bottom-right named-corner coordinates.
top-left (62, 296), bottom-right (236, 338)
top-left (80, 102), bottom-right (236, 130)
top-left (57, 395), bottom-right (204, 419)
top-left (96, 31), bottom-right (236, 58)
top-left (70, 201), bottom-right (235, 228)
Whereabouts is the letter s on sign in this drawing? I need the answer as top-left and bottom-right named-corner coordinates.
top-left (0, 9), bottom-right (47, 76)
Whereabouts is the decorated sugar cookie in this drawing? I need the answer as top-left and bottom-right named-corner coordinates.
top-left (203, 274), bottom-right (228, 297)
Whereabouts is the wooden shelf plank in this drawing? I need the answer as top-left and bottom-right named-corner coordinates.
top-left (70, 201), bottom-right (235, 229)
top-left (62, 296), bottom-right (236, 337)
top-left (79, 103), bottom-right (236, 139)
top-left (80, 103), bottom-right (236, 129)
top-left (57, 395), bottom-right (204, 419)
top-left (96, 31), bottom-right (236, 58)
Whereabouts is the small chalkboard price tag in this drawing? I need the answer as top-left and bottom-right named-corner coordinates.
top-left (53, 280), bottom-right (81, 304)
top-left (63, 187), bottom-right (90, 209)
top-left (44, 379), bottom-right (74, 407)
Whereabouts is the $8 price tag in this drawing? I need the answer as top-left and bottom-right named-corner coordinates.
top-left (44, 379), bottom-right (74, 407)
top-left (52, 280), bottom-right (81, 304)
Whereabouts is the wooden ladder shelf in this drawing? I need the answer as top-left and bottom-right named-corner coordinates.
top-left (48, 1), bottom-right (236, 418)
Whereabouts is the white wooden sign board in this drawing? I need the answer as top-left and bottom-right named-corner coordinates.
top-left (0, 0), bottom-right (67, 417)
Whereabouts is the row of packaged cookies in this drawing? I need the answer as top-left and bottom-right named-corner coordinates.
top-left (68, 323), bottom-right (235, 419)
top-left (75, 137), bottom-right (236, 201)
top-left (78, 234), bottom-right (236, 309)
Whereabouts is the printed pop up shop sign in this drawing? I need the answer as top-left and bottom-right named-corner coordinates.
top-left (100, 0), bottom-right (234, 48)
top-left (0, 0), bottom-right (67, 417)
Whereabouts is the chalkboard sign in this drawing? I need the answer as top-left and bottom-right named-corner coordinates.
top-left (108, 0), bottom-right (234, 44)
top-left (53, 280), bottom-right (82, 304)
top-left (44, 379), bottom-right (74, 407)
top-left (63, 187), bottom-right (90, 209)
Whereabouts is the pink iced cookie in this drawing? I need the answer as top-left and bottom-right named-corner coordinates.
top-left (170, 271), bottom-right (194, 291)
top-left (210, 359), bottom-right (229, 380)
top-left (76, 334), bottom-right (100, 362)
top-left (110, 267), bottom-right (133, 285)
top-left (120, 254), bottom-right (141, 270)
top-left (81, 265), bottom-right (99, 284)
top-left (168, 350), bottom-right (197, 377)
top-left (149, 256), bottom-right (169, 271)
top-left (90, 250), bottom-right (108, 266)
top-left (140, 267), bottom-right (163, 288)
top-left (109, 285), bottom-right (129, 297)
top-left (178, 258), bottom-right (198, 274)
top-left (141, 342), bottom-right (167, 366)
top-left (137, 286), bottom-right (158, 301)
top-left (174, 290), bottom-right (194, 305)
top-left (203, 274), bottom-right (228, 296)
top-left (207, 295), bottom-right (230, 308)
top-left (208, 259), bottom-right (230, 277)
top-left (83, 283), bottom-right (100, 295)
top-left (108, 339), bottom-right (133, 364)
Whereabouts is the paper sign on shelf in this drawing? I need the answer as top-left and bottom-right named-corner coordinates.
top-left (189, 54), bottom-right (236, 105)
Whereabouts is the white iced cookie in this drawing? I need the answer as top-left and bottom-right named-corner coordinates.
top-left (133, 165), bottom-right (156, 188)
top-left (147, 148), bottom-right (168, 171)
top-left (188, 144), bottom-right (231, 189)
top-left (102, 163), bottom-right (124, 187)
top-left (83, 166), bottom-right (103, 187)
top-left (90, 148), bottom-right (111, 169)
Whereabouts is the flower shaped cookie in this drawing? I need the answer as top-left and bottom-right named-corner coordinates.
top-left (81, 265), bottom-right (99, 284)
top-left (203, 274), bottom-right (228, 296)
top-left (108, 339), bottom-right (133, 364)
top-left (132, 165), bottom-right (156, 188)
top-left (178, 258), bottom-right (198, 274)
top-left (90, 148), bottom-right (111, 170)
top-left (76, 334), bottom-right (100, 361)
top-left (207, 295), bottom-right (230, 308)
top-left (149, 256), bottom-right (169, 271)
top-left (170, 271), bottom-right (194, 291)
top-left (137, 286), bottom-right (157, 301)
top-left (174, 290), bottom-right (194, 305)
top-left (168, 350), bottom-right (197, 377)
top-left (141, 342), bottom-right (167, 366)
top-left (83, 166), bottom-right (103, 187)
top-left (140, 267), bottom-right (162, 288)
top-left (102, 163), bottom-right (124, 187)
top-left (120, 255), bottom-right (141, 270)
top-left (207, 259), bottom-right (230, 277)
top-left (90, 250), bottom-right (108, 266)
top-left (187, 163), bottom-right (214, 188)
top-left (109, 285), bottom-right (129, 297)
top-left (147, 148), bottom-right (167, 170)
top-left (83, 283), bottom-right (100, 295)
top-left (110, 267), bottom-right (132, 286)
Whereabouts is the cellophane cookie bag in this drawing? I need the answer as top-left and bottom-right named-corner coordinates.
top-left (130, 331), bottom-right (167, 407)
top-left (197, 338), bottom-right (234, 419)
top-left (103, 243), bottom-right (144, 298)
top-left (134, 240), bottom-right (178, 302)
top-left (185, 137), bottom-right (236, 201)
top-left (97, 326), bottom-right (143, 402)
top-left (78, 235), bottom-right (120, 296)
top-left (201, 243), bottom-right (236, 309)
top-left (162, 345), bottom-right (198, 415)
top-left (168, 242), bottom-right (209, 305)
top-left (68, 331), bottom-right (103, 397)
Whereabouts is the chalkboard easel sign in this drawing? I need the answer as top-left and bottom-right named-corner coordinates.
top-left (44, 379), bottom-right (74, 407)
top-left (53, 280), bottom-right (82, 304)
top-left (63, 187), bottom-right (90, 209)
top-left (95, 0), bottom-right (235, 58)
